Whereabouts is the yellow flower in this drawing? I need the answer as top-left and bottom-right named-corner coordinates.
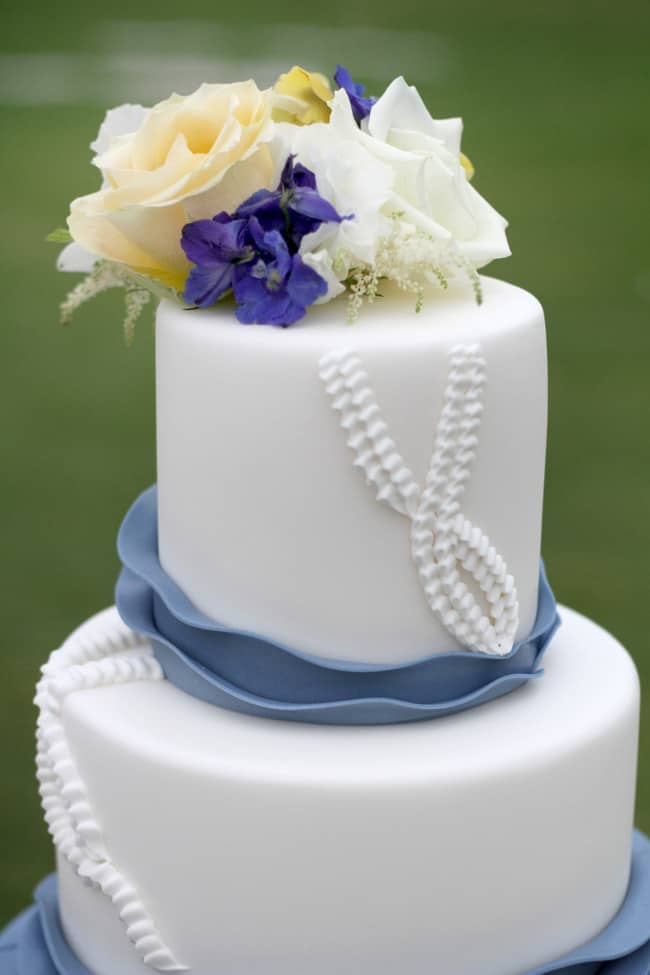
top-left (67, 82), bottom-right (274, 290)
top-left (273, 66), bottom-right (334, 126)
top-left (459, 151), bottom-right (475, 180)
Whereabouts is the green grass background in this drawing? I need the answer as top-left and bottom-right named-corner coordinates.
top-left (1, 0), bottom-right (649, 924)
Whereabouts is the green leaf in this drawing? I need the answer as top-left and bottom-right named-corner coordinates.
top-left (46, 227), bottom-right (72, 243)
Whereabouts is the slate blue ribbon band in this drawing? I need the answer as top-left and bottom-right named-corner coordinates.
top-left (1, 875), bottom-right (89, 975)
top-left (3, 832), bottom-right (650, 974)
top-left (115, 486), bottom-right (561, 725)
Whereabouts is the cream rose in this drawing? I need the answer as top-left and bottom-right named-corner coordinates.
top-left (67, 82), bottom-right (275, 290)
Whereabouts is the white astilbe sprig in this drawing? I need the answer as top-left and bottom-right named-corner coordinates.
top-left (59, 260), bottom-right (182, 346)
top-left (122, 288), bottom-right (152, 347)
top-left (343, 215), bottom-right (483, 322)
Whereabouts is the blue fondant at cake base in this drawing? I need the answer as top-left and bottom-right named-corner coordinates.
top-left (2, 832), bottom-right (650, 974)
top-left (0, 874), bottom-right (87, 975)
top-left (115, 486), bottom-right (561, 725)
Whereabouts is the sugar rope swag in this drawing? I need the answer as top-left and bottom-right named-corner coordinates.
top-left (35, 612), bottom-right (188, 971)
top-left (319, 343), bottom-right (519, 655)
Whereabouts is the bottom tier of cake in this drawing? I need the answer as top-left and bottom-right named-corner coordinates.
top-left (34, 605), bottom-right (641, 975)
top-left (5, 846), bottom-right (650, 975)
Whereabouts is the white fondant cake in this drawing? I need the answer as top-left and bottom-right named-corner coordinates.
top-left (24, 269), bottom-right (645, 975)
top-left (156, 276), bottom-right (547, 663)
top-left (52, 605), bottom-right (638, 975)
top-left (9, 67), bottom-right (645, 975)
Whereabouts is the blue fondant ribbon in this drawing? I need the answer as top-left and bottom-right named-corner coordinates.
top-left (2, 832), bottom-right (650, 974)
top-left (0, 875), bottom-right (90, 975)
top-left (115, 485), bottom-right (561, 725)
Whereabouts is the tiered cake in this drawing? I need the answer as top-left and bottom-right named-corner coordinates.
top-left (2, 67), bottom-right (648, 975)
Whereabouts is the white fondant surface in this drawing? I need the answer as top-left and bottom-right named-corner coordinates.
top-left (156, 277), bottom-right (547, 663)
top-left (57, 605), bottom-right (639, 975)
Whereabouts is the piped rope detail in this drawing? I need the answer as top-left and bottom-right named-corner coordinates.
top-left (319, 344), bottom-right (519, 656)
top-left (319, 349), bottom-right (420, 517)
top-left (35, 611), bottom-right (188, 971)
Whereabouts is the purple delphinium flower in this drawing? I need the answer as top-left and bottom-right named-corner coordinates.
top-left (334, 65), bottom-right (375, 124)
top-left (181, 157), bottom-right (344, 325)
top-left (233, 219), bottom-right (327, 326)
top-left (235, 156), bottom-right (343, 251)
top-left (181, 213), bottom-right (255, 308)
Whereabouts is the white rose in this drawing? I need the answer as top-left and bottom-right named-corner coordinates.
top-left (66, 82), bottom-right (275, 290)
top-left (363, 77), bottom-right (510, 267)
top-left (278, 81), bottom-right (508, 304)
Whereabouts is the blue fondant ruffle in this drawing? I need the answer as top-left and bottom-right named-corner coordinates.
top-left (115, 485), bottom-right (561, 725)
top-left (0, 875), bottom-right (90, 974)
top-left (2, 832), bottom-right (650, 974)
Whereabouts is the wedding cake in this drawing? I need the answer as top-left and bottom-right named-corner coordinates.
top-left (1, 66), bottom-right (648, 975)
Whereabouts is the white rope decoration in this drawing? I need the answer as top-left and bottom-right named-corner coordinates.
top-left (319, 344), bottom-right (519, 655)
top-left (35, 610), bottom-right (188, 971)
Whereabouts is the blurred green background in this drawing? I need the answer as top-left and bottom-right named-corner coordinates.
top-left (1, 0), bottom-right (649, 925)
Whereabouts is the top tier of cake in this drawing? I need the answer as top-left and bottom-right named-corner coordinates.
top-left (156, 276), bottom-right (547, 665)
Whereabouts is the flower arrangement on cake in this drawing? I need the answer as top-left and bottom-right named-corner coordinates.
top-left (50, 65), bottom-right (510, 336)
